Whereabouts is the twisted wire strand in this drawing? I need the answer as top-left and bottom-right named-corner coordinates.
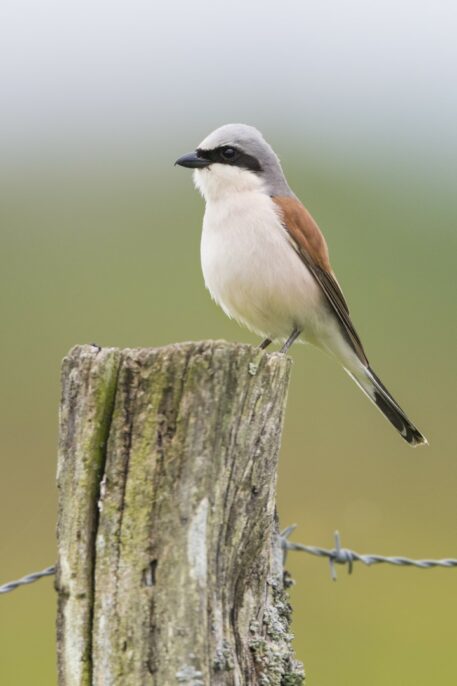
top-left (0, 565), bottom-right (56, 595)
top-left (2, 528), bottom-right (457, 593)
top-left (281, 528), bottom-right (457, 580)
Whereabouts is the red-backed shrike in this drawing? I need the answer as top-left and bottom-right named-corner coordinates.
top-left (176, 124), bottom-right (426, 446)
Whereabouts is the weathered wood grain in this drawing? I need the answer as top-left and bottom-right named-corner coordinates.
top-left (56, 341), bottom-right (304, 686)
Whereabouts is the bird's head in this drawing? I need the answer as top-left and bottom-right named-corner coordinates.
top-left (175, 123), bottom-right (291, 201)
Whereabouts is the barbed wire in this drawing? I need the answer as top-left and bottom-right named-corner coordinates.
top-left (0, 565), bottom-right (56, 595)
top-left (281, 526), bottom-right (457, 580)
top-left (2, 528), bottom-right (457, 593)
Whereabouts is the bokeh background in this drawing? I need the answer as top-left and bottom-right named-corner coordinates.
top-left (1, 1), bottom-right (456, 683)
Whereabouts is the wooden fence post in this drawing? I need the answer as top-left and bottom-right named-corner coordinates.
top-left (56, 341), bottom-right (304, 686)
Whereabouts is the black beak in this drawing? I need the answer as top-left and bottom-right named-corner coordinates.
top-left (174, 151), bottom-right (211, 169)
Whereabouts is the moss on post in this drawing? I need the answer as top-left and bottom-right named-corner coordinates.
top-left (56, 341), bottom-right (304, 686)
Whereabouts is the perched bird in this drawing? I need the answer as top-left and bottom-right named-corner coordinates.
top-left (175, 124), bottom-right (426, 446)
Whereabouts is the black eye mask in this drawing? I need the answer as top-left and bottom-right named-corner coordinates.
top-left (196, 146), bottom-right (262, 173)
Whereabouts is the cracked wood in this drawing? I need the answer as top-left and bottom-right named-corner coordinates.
top-left (56, 341), bottom-right (304, 686)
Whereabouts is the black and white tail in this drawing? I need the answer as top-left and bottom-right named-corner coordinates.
top-left (345, 365), bottom-right (427, 447)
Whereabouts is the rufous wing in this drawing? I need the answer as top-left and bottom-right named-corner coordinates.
top-left (272, 195), bottom-right (368, 366)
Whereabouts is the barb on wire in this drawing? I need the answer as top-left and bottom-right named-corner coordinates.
top-left (281, 526), bottom-right (457, 580)
top-left (0, 565), bottom-right (56, 595)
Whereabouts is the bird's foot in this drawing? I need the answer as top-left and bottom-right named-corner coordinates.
top-left (279, 328), bottom-right (301, 354)
top-left (258, 338), bottom-right (272, 350)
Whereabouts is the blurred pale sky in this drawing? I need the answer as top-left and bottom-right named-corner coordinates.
top-left (1, 0), bottom-right (456, 164)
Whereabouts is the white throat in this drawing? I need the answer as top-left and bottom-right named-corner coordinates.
top-left (193, 164), bottom-right (266, 203)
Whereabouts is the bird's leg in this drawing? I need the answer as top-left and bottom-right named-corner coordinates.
top-left (280, 328), bottom-right (301, 354)
top-left (258, 338), bottom-right (272, 350)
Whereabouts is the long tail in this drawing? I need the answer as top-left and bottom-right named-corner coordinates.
top-left (345, 365), bottom-right (427, 447)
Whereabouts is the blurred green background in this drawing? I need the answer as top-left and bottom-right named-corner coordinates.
top-left (1, 1), bottom-right (456, 684)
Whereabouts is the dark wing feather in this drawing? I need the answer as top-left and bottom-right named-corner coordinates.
top-left (273, 196), bottom-right (368, 365)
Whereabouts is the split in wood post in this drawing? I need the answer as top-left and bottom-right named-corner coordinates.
top-left (56, 341), bottom-right (304, 686)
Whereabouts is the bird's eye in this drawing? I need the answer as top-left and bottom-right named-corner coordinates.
top-left (220, 147), bottom-right (237, 161)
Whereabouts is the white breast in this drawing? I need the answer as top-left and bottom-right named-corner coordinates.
top-left (199, 185), bottom-right (325, 341)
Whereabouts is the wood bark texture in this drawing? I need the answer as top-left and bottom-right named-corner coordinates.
top-left (56, 341), bottom-right (304, 686)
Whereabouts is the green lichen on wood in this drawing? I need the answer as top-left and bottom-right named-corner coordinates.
top-left (56, 345), bottom-right (121, 686)
top-left (248, 565), bottom-right (305, 686)
top-left (56, 341), bottom-right (304, 686)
